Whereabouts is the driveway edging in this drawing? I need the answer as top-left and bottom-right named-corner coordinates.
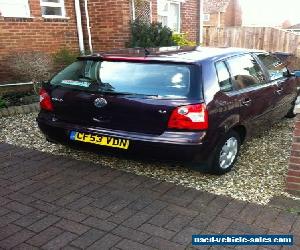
top-left (0, 103), bottom-right (39, 117)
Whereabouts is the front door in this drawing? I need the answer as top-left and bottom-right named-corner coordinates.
top-left (225, 54), bottom-right (275, 135)
top-left (255, 53), bottom-right (298, 121)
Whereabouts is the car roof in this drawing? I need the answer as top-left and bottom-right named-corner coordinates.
top-left (79, 46), bottom-right (265, 64)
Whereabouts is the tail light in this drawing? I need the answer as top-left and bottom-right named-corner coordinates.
top-left (168, 103), bottom-right (208, 130)
top-left (39, 88), bottom-right (54, 111)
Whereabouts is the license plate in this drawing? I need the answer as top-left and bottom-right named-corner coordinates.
top-left (69, 131), bottom-right (130, 150)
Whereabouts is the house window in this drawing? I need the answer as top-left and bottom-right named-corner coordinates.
top-left (40, 0), bottom-right (65, 18)
top-left (203, 14), bottom-right (210, 22)
top-left (157, 0), bottom-right (180, 32)
top-left (0, 0), bottom-right (30, 17)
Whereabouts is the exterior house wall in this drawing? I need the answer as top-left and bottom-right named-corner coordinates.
top-left (0, 0), bottom-right (201, 83)
top-left (181, 0), bottom-right (199, 42)
top-left (204, 13), bottom-right (221, 27)
top-left (151, 0), bottom-right (158, 22)
top-left (81, 0), bottom-right (132, 52)
top-left (0, 0), bottom-right (79, 83)
top-left (224, 0), bottom-right (242, 26)
top-left (82, 0), bottom-right (200, 51)
top-left (203, 0), bottom-right (242, 28)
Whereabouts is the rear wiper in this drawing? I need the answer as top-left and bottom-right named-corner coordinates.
top-left (100, 82), bottom-right (115, 91)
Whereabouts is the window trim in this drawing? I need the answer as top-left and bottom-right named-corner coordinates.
top-left (215, 60), bottom-right (234, 92)
top-left (0, 0), bottom-right (30, 18)
top-left (157, 0), bottom-right (181, 32)
top-left (40, 0), bottom-right (66, 18)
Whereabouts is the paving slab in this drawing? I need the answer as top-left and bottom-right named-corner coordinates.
top-left (0, 143), bottom-right (299, 249)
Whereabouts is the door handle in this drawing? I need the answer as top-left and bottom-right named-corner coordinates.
top-left (276, 80), bottom-right (285, 84)
top-left (241, 98), bottom-right (252, 106)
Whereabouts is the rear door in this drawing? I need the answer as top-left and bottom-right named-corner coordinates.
top-left (255, 53), bottom-right (298, 120)
top-left (225, 54), bottom-right (276, 133)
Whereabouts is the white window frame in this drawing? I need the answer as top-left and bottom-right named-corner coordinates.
top-left (157, 0), bottom-right (181, 33)
top-left (0, 0), bottom-right (30, 18)
top-left (40, 0), bottom-right (66, 18)
top-left (203, 13), bottom-right (210, 22)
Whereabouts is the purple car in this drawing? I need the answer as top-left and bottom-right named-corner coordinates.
top-left (37, 47), bottom-right (299, 174)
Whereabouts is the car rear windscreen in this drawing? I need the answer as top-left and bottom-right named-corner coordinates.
top-left (50, 60), bottom-right (193, 98)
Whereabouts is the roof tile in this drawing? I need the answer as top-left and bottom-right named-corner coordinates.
top-left (203, 0), bottom-right (231, 13)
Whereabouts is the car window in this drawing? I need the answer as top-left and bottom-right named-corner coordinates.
top-left (50, 60), bottom-right (193, 98)
top-left (256, 53), bottom-right (288, 81)
top-left (215, 61), bottom-right (233, 92)
top-left (226, 54), bottom-right (266, 90)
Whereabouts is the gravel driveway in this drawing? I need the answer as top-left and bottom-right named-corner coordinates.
top-left (0, 112), bottom-right (296, 205)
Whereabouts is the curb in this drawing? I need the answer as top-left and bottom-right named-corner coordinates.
top-left (0, 103), bottom-right (39, 117)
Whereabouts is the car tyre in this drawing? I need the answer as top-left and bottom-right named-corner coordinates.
top-left (285, 106), bottom-right (296, 118)
top-left (210, 130), bottom-right (241, 175)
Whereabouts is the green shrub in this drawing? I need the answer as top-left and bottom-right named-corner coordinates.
top-left (172, 33), bottom-right (196, 46)
top-left (53, 48), bottom-right (79, 69)
top-left (33, 81), bottom-right (43, 95)
top-left (0, 96), bottom-right (7, 109)
top-left (129, 20), bottom-right (175, 48)
top-left (7, 51), bottom-right (54, 83)
top-left (6, 48), bottom-right (78, 84)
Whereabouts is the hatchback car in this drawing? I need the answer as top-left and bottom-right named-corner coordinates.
top-left (37, 47), bottom-right (299, 174)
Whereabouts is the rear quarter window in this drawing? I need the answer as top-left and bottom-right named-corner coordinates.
top-left (256, 53), bottom-right (288, 81)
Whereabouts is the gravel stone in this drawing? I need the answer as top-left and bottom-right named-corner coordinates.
top-left (0, 112), bottom-right (299, 205)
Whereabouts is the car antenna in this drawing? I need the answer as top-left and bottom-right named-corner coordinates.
top-left (144, 48), bottom-right (150, 57)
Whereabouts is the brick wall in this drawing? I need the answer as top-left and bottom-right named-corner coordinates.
top-left (203, 0), bottom-right (242, 28)
top-left (181, 0), bottom-right (199, 42)
top-left (0, 0), bottom-right (203, 83)
top-left (204, 13), bottom-right (220, 28)
top-left (224, 0), bottom-right (242, 27)
top-left (286, 115), bottom-right (300, 196)
top-left (0, 0), bottom-right (79, 83)
top-left (84, 0), bottom-right (201, 50)
top-left (80, 0), bottom-right (132, 52)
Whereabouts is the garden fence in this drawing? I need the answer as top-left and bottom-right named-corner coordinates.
top-left (204, 27), bottom-right (300, 57)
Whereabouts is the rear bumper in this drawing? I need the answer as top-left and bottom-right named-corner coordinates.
top-left (36, 112), bottom-right (213, 162)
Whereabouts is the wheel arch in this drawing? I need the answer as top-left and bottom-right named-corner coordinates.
top-left (231, 125), bottom-right (247, 144)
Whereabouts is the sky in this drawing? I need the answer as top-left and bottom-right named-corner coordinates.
top-left (240, 0), bottom-right (300, 27)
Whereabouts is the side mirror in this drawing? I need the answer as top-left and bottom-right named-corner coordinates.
top-left (294, 71), bottom-right (300, 77)
top-left (287, 71), bottom-right (300, 77)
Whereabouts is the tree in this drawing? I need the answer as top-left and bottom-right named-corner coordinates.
top-left (281, 19), bottom-right (292, 29)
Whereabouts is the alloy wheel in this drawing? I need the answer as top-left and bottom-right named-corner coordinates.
top-left (219, 137), bottom-right (238, 169)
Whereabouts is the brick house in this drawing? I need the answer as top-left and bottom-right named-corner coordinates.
top-left (0, 0), bottom-right (202, 83)
top-left (203, 0), bottom-right (242, 28)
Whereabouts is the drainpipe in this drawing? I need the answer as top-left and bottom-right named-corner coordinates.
top-left (84, 0), bottom-right (93, 54)
top-left (199, 0), bottom-right (204, 44)
top-left (132, 0), bottom-right (136, 20)
top-left (74, 0), bottom-right (85, 54)
top-left (217, 11), bottom-right (221, 28)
